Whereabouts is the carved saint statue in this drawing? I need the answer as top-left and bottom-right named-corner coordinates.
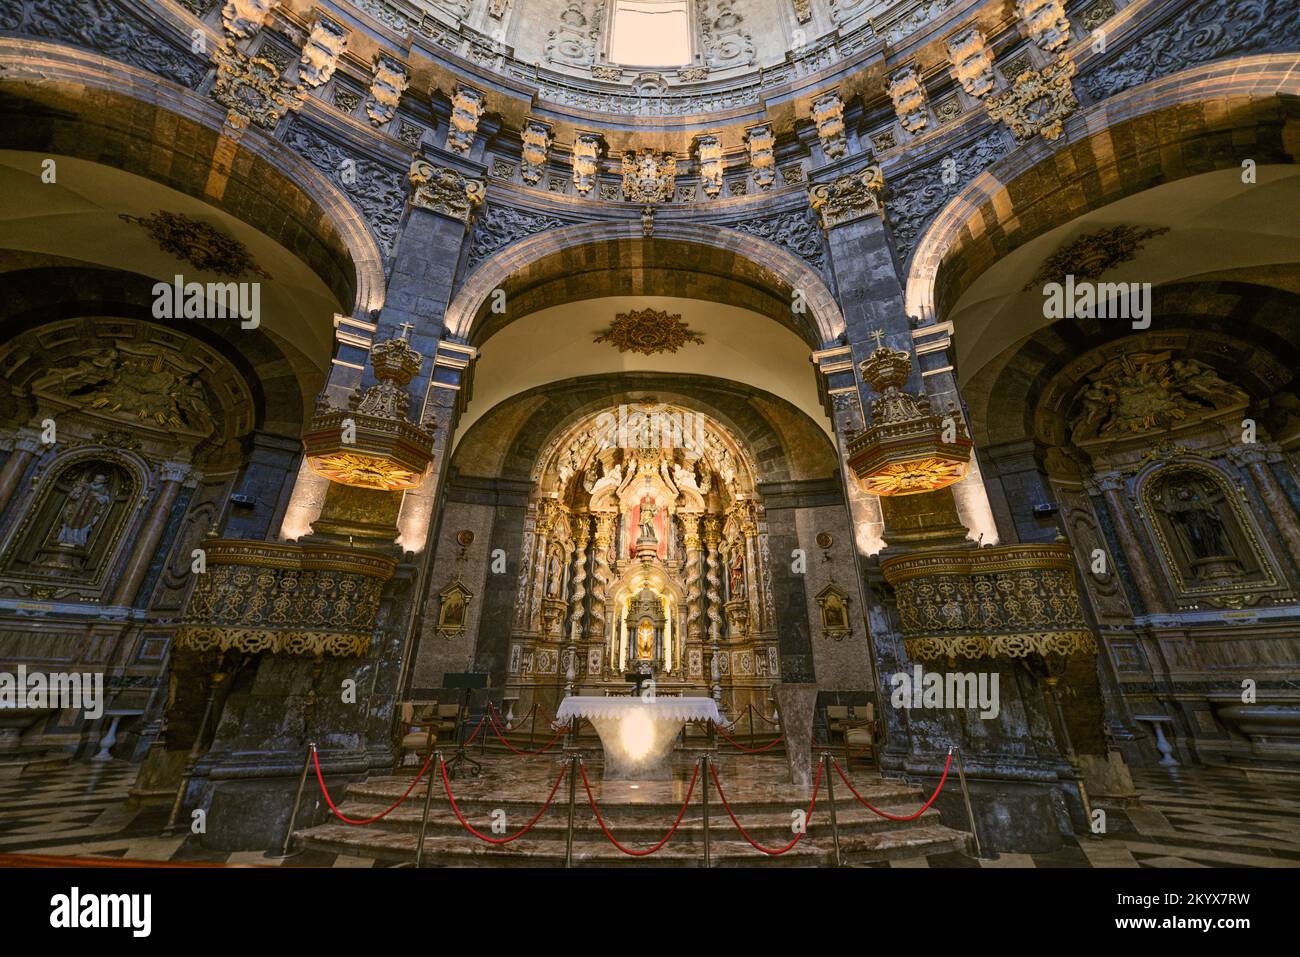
top-left (52, 473), bottom-right (112, 549)
top-left (729, 551), bottom-right (745, 598)
top-left (636, 618), bottom-right (655, 659)
top-left (1167, 483), bottom-right (1230, 559)
top-left (546, 549), bottom-right (564, 597)
top-left (637, 496), bottom-right (658, 542)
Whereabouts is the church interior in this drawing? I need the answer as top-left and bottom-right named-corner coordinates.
top-left (0, 0), bottom-right (1299, 879)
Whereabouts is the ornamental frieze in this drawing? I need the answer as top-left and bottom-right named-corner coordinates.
top-left (622, 149), bottom-right (677, 204)
top-left (467, 204), bottom-right (567, 269)
top-left (725, 210), bottom-right (826, 272)
top-left (409, 159), bottom-right (486, 223)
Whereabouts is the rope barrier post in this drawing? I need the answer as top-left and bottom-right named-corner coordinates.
top-left (480, 705), bottom-right (488, 757)
top-left (821, 752), bottom-right (842, 867)
top-left (952, 746), bottom-right (985, 860)
top-left (748, 703), bottom-right (756, 751)
top-left (701, 753), bottom-right (711, 869)
top-left (414, 750), bottom-right (441, 868)
top-left (564, 752), bottom-right (580, 869)
top-left (263, 742), bottom-right (315, 860)
top-left (529, 703), bottom-right (538, 749)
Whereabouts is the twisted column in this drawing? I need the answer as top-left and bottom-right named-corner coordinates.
top-left (590, 513), bottom-right (613, 644)
top-left (682, 514), bottom-right (704, 640)
top-left (564, 517), bottom-right (589, 697)
top-left (704, 516), bottom-right (724, 706)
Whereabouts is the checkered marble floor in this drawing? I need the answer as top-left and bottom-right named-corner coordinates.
top-left (1, 760), bottom-right (1297, 868)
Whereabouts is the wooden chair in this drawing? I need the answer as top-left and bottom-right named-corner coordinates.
top-left (844, 703), bottom-right (877, 771)
top-left (394, 702), bottom-right (440, 771)
top-left (825, 705), bottom-right (852, 746)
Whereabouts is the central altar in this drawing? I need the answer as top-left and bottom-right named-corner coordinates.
top-left (556, 695), bottom-right (720, 780)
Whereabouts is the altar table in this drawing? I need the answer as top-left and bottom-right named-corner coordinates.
top-left (556, 696), bottom-right (720, 780)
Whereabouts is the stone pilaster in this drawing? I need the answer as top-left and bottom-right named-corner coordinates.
top-left (1089, 470), bottom-right (1166, 614)
top-left (0, 428), bottom-right (43, 519)
top-left (112, 461), bottom-right (190, 606)
top-left (1228, 443), bottom-right (1300, 574)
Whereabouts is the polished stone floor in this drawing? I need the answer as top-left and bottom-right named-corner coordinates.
top-left (1, 756), bottom-right (1298, 867)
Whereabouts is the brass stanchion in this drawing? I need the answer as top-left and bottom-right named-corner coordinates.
top-left (264, 743), bottom-right (315, 860)
top-left (529, 704), bottom-right (538, 749)
top-left (952, 746), bottom-right (985, 859)
top-left (163, 668), bottom-right (229, 836)
top-left (701, 752), bottom-right (711, 870)
top-left (564, 752), bottom-right (580, 869)
top-left (821, 752), bottom-right (841, 867)
top-left (748, 703), bottom-right (756, 751)
top-left (414, 751), bottom-right (441, 867)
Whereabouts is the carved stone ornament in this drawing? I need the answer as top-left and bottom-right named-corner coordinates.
top-left (1015, 0), bottom-right (1072, 52)
top-left (1069, 353), bottom-right (1250, 443)
top-left (298, 16), bottom-right (348, 88)
top-left (808, 166), bottom-right (884, 230)
top-left (446, 85), bottom-right (486, 155)
top-left (1025, 224), bottom-right (1171, 287)
top-left (745, 124), bottom-right (776, 190)
top-left (594, 309), bottom-right (703, 355)
top-left (489, 0), bottom-right (510, 18)
top-left (520, 120), bottom-right (554, 185)
top-left (303, 329), bottom-right (437, 490)
top-left (886, 65), bottom-right (929, 134)
top-left (814, 581), bottom-right (851, 641)
top-left (366, 54), bottom-right (409, 126)
top-left (408, 159), bottom-right (486, 223)
top-left (812, 91), bottom-right (846, 159)
top-left (31, 341), bottom-right (219, 438)
top-left (694, 135), bottom-right (724, 198)
top-left (792, 0), bottom-right (812, 23)
top-left (119, 210), bottom-right (270, 279)
top-left (946, 27), bottom-right (995, 98)
top-left (847, 334), bottom-right (972, 496)
top-left (436, 579), bottom-right (473, 639)
top-left (985, 55), bottom-right (1078, 142)
top-left (572, 131), bottom-right (603, 195)
top-left (211, 40), bottom-right (304, 130)
top-left (221, 0), bottom-right (276, 40)
top-left (622, 149), bottom-right (677, 204)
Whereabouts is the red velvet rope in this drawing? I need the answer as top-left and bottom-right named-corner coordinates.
top-left (714, 723), bottom-right (784, 753)
top-left (578, 761), bottom-right (700, 857)
top-left (487, 713), bottom-right (568, 755)
top-left (462, 714), bottom-right (486, 746)
top-left (312, 747), bottom-right (433, 826)
top-left (711, 758), bottom-right (822, 856)
top-left (831, 751), bottom-right (952, 821)
top-left (439, 758), bottom-right (568, 845)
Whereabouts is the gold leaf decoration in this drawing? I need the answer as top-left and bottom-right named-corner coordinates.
top-left (593, 309), bottom-right (704, 356)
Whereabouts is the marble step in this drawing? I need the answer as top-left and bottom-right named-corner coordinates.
top-left (296, 820), bottom-right (970, 867)
top-left (311, 798), bottom-right (945, 842)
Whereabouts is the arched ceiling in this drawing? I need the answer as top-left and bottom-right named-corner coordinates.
top-left (0, 150), bottom-right (343, 386)
top-left (948, 165), bottom-right (1300, 392)
top-left (451, 373), bottom-right (838, 484)
top-left (455, 295), bottom-right (830, 446)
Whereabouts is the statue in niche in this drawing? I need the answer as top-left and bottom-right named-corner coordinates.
top-left (50, 472), bottom-right (113, 549)
top-left (636, 618), bottom-right (655, 659)
top-left (637, 496), bottom-right (658, 543)
top-left (1165, 482), bottom-right (1230, 559)
top-left (546, 548), bottom-right (564, 597)
top-left (729, 550), bottom-right (745, 598)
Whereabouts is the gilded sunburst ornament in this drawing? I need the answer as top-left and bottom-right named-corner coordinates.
top-left (593, 309), bottom-right (703, 355)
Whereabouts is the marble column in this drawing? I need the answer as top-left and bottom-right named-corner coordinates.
top-left (565, 517), bottom-right (590, 695)
top-left (1090, 470), bottom-right (1166, 614)
top-left (1229, 444), bottom-right (1300, 572)
top-left (0, 428), bottom-right (42, 519)
top-left (112, 462), bottom-right (191, 606)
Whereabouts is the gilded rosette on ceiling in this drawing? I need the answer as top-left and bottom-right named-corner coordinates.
top-left (174, 539), bottom-right (398, 658)
top-left (846, 342), bottom-right (972, 495)
top-left (302, 332), bottom-right (436, 491)
top-left (881, 543), bottom-right (1096, 662)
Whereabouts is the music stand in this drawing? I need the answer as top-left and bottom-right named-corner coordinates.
top-left (444, 672), bottom-right (488, 779)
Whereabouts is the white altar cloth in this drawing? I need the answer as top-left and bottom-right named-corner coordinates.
top-left (556, 696), bottom-right (720, 780)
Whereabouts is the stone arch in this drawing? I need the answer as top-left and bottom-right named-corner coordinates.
top-left (446, 220), bottom-right (845, 348)
top-left (0, 40), bottom-right (387, 320)
top-left (904, 54), bottom-right (1300, 327)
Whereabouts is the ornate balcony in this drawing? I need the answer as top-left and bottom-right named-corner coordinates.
top-left (881, 543), bottom-right (1096, 662)
top-left (174, 540), bottom-right (398, 658)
